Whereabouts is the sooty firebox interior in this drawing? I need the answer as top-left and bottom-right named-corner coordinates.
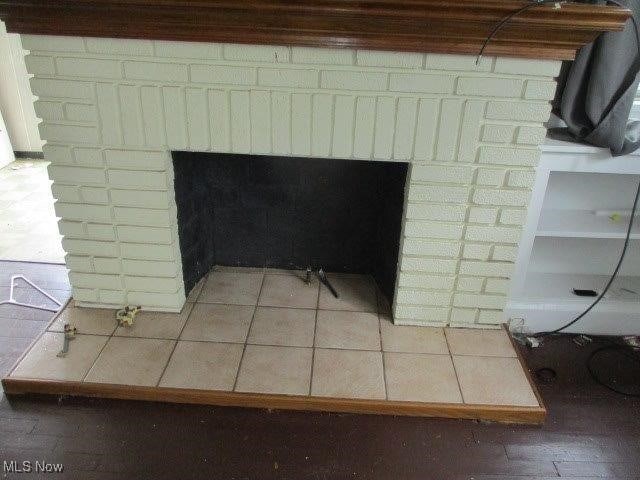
top-left (172, 152), bottom-right (408, 305)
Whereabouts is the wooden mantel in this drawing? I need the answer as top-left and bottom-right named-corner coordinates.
top-left (0, 0), bottom-right (632, 60)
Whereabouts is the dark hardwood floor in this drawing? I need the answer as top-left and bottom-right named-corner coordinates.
top-left (1, 261), bottom-right (639, 479)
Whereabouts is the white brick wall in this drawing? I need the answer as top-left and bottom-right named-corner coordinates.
top-left (21, 34), bottom-right (560, 324)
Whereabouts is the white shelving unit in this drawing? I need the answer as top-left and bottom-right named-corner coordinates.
top-left (506, 138), bottom-right (640, 335)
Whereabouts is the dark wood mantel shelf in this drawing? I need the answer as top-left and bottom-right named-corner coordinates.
top-left (0, 0), bottom-right (632, 60)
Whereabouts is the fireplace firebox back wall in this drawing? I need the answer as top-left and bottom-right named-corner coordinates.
top-left (172, 152), bottom-right (407, 302)
top-left (23, 34), bottom-right (562, 327)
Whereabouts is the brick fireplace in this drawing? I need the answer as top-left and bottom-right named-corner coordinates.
top-left (19, 34), bottom-right (564, 327)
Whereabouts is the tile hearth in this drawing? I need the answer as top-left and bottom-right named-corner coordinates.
top-left (6, 268), bottom-right (541, 417)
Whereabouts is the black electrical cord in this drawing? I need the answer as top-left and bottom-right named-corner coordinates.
top-left (476, 0), bottom-right (566, 64)
top-left (586, 339), bottom-right (640, 397)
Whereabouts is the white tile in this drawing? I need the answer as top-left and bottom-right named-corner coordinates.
top-left (49, 301), bottom-right (117, 336)
top-left (11, 332), bottom-right (108, 381)
top-left (315, 310), bottom-right (380, 350)
top-left (85, 337), bottom-right (175, 386)
top-left (180, 303), bottom-right (254, 343)
top-left (248, 307), bottom-right (316, 347)
top-left (311, 349), bottom-right (385, 399)
top-left (318, 275), bottom-right (377, 312)
top-left (258, 274), bottom-right (319, 309)
top-left (445, 328), bottom-right (516, 357)
top-left (159, 341), bottom-right (243, 391)
top-left (199, 271), bottom-right (263, 305)
top-left (114, 303), bottom-right (193, 339)
top-left (380, 317), bottom-right (448, 354)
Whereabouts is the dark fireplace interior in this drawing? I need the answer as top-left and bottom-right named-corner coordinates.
top-left (172, 152), bottom-right (408, 305)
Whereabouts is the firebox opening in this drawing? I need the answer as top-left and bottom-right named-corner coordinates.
top-left (172, 152), bottom-right (408, 308)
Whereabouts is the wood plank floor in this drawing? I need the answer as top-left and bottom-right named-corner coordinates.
top-left (1, 261), bottom-right (639, 479)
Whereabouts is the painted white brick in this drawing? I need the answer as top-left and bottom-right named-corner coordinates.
top-left (57, 57), bottom-right (121, 78)
top-left (465, 225), bottom-right (521, 243)
top-left (250, 90), bottom-right (271, 153)
top-left (397, 273), bottom-right (456, 290)
top-left (353, 96), bottom-right (376, 159)
top-left (507, 170), bottom-right (536, 188)
top-left (449, 308), bottom-right (477, 324)
top-left (39, 124), bottom-right (99, 144)
top-left (408, 184), bottom-right (469, 204)
top-left (425, 53), bottom-right (492, 72)
top-left (80, 187), bottom-right (109, 204)
top-left (125, 276), bottom-right (179, 293)
top-left (108, 170), bottom-right (167, 189)
top-left (411, 165), bottom-right (474, 184)
top-left (86, 38), bottom-right (153, 56)
top-left (74, 148), bottom-right (104, 167)
top-left (117, 226), bottom-right (172, 244)
top-left (48, 165), bottom-right (104, 184)
top-left (54, 203), bottom-right (111, 223)
top-left (31, 78), bottom-right (95, 100)
top-left (332, 95), bottom-right (356, 157)
top-left (478, 310), bottom-right (504, 324)
top-left (493, 57), bottom-right (561, 77)
top-left (114, 207), bottom-right (172, 227)
top-left (475, 168), bottom-right (506, 186)
top-left (373, 96), bottom-right (395, 159)
top-left (478, 146), bottom-right (540, 166)
top-left (454, 293), bottom-right (506, 310)
top-left (405, 203), bottom-right (467, 222)
top-left (459, 261), bottom-right (514, 277)
top-left (65, 255), bottom-right (93, 272)
top-left (123, 259), bottom-right (178, 277)
top-left (467, 207), bottom-right (498, 224)
top-left (126, 291), bottom-right (185, 309)
top-left (51, 185), bottom-right (81, 203)
top-left (492, 245), bottom-right (519, 262)
top-left (500, 209), bottom-right (527, 226)
top-left (190, 65), bottom-right (256, 85)
top-left (389, 73), bottom-right (454, 93)
top-left (462, 244), bottom-right (492, 261)
top-left (121, 243), bottom-right (174, 261)
top-left (86, 223), bottom-right (116, 241)
top-left (485, 101), bottom-right (552, 122)
top-left (321, 70), bottom-right (387, 90)
top-left (62, 239), bottom-right (118, 257)
top-left (24, 55), bottom-right (55, 75)
top-left (99, 290), bottom-right (127, 305)
top-left (482, 125), bottom-right (515, 144)
top-left (43, 145), bottom-right (73, 164)
top-left (458, 100), bottom-right (485, 163)
top-left (393, 97), bottom-right (418, 160)
top-left (356, 51), bottom-right (423, 68)
top-left (516, 125), bottom-right (547, 145)
top-left (404, 221), bottom-right (464, 240)
top-left (110, 190), bottom-right (170, 208)
top-left (402, 239), bottom-right (461, 257)
top-left (258, 68), bottom-right (318, 88)
top-left (93, 257), bottom-right (121, 274)
top-left (401, 257), bottom-right (458, 274)
top-left (291, 93), bottom-right (312, 155)
top-left (65, 104), bottom-right (98, 122)
top-left (457, 277), bottom-right (484, 292)
top-left (456, 77), bottom-right (523, 97)
top-left (396, 289), bottom-right (452, 306)
top-left (524, 80), bottom-right (557, 100)
top-left (413, 98), bottom-right (438, 161)
top-left (104, 150), bottom-right (167, 170)
top-left (393, 305), bottom-right (449, 324)
top-left (434, 99), bottom-right (463, 162)
top-left (58, 220), bottom-right (84, 237)
top-left (73, 288), bottom-right (99, 303)
top-left (124, 61), bottom-right (188, 82)
top-left (485, 278), bottom-right (511, 295)
top-left (291, 47), bottom-right (353, 65)
top-left (21, 34), bottom-right (85, 52)
top-left (154, 40), bottom-right (222, 59)
top-left (223, 44), bottom-right (290, 62)
top-left (34, 101), bottom-right (64, 121)
top-left (473, 188), bottom-right (530, 207)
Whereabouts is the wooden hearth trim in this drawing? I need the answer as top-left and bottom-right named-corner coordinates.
top-left (0, 0), bottom-right (631, 60)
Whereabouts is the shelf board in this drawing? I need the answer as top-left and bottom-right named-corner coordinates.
top-left (511, 272), bottom-right (640, 310)
top-left (537, 209), bottom-right (640, 240)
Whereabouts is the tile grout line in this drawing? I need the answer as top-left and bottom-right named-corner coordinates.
top-left (80, 308), bottom-right (120, 383)
top-left (232, 272), bottom-right (265, 392)
top-left (443, 328), bottom-right (466, 404)
top-left (155, 300), bottom-right (198, 387)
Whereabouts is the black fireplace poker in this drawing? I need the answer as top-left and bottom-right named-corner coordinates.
top-left (317, 268), bottom-right (339, 299)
